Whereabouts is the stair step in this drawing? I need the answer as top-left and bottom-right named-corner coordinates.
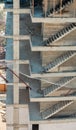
top-left (43, 23), bottom-right (76, 46)
top-left (47, 0), bottom-right (73, 16)
top-left (42, 51), bottom-right (76, 73)
top-left (43, 76), bottom-right (75, 96)
top-left (41, 100), bottom-right (73, 119)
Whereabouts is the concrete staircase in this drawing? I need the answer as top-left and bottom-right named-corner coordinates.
top-left (42, 51), bottom-right (76, 73)
top-left (43, 23), bottom-right (76, 46)
top-left (41, 100), bottom-right (73, 119)
top-left (43, 76), bottom-right (75, 96)
top-left (46, 0), bottom-right (73, 17)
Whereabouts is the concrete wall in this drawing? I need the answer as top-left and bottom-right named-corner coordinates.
top-left (43, 0), bottom-right (76, 17)
top-left (7, 105), bottom-right (29, 130)
top-left (40, 102), bottom-right (57, 112)
top-left (41, 51), bottom-right (76, 73)
top-left (6, 106), bottom-right (14, 124)
top-left (41, 51), bottom-right (76, 66)
top-left (39, 122), bottom-right (76, 130)
top-left (7, 127), bottom-right (28, 130)
top-left (19, 128), bottom-right (28, 130)
top-left (43, 23), bottom-right (66, 40)
top-left (7, 126), bottom-right (13, 130)
top-left (19, 106), bottom-right (29, 124)
top-left (43, 23), bottom-right (76, 46)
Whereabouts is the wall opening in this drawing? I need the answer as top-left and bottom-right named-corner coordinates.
top-left (32, 124), bottom-right (39, 130)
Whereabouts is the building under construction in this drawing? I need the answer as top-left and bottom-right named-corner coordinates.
top-left (5, 0), bottom-right (76, 130)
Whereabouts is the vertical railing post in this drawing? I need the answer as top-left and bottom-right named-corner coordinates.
top-left (32, 0), bottom-right (34, 16)
top-left (60, 0), bottom-right (62, 18)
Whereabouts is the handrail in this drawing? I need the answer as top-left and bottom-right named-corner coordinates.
top-left (0, 72), bottom-right (8, 83)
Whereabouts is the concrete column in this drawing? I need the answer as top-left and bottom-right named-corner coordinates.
top-left (13, 107), bottom-right (19, 124)
top-left (13, 0), bottom-right (20, 9)
top-left (13, 0), bottom-right (20, 130)
top-left (12, 1), bottom-right (30, 130)
top-left (13, 0), bottom-right (20, 104)
top-left (13, 40), bottom-right (19, 60)
top-left (13, 1), bottom-right (20, 129)
top-left (43, 0), bottom-right (48, 17)
top-left (32, 0), bottom-right (34, 16)
top-left (13, 14), bottom-right (19, 35)
top-left (13, 14), bottom-right (19, 104)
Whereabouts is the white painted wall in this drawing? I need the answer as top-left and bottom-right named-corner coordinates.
top-left (19, 128), bottom-right (28, 130)
top-left (19, 106), bottom-right (29, 124)
top-left (39, 122), bottom-right (76, 130)
top-left (6, 106), bottom-right (13, 124)
top-left (7, 126), bottom-right (13, 130)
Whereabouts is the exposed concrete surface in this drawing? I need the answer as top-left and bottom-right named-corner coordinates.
top-left (0, 3), bottom-right (6, 130)
top-left (0, 102), bottom-right (6, 130)
top-left (39, 122), bottom-right (76, 130)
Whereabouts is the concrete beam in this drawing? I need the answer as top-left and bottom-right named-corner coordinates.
top-left (32, 72), bottom-right (76, 78)
top-left (30, 118), bottom-right (76, 124)
top-left (0, 35), bottom-right (30, 40)
top-left (32, 46), bottom-right (76, 51)
top-left (6, 60), bottom-right (29, 64)
top-left (30, 96), bottom-right (76, 102)
top-left (6, 83), bottom-right (28, 87)
top-left (31, 17), bottom-right (76, 23)
top-left (6, 83), bottom-right (26, 89)
top-left (4, 8), bottom-right (30, 14)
